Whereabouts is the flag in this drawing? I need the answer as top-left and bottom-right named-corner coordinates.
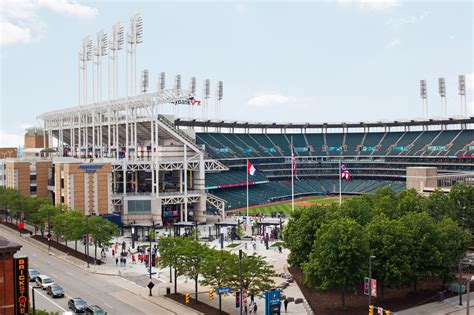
top-left (189, 97), bottom-right (201, 106)
top-left (341, 164), bottom-right (351, 181)
top-left (291, 148), bottom-right (299, 180)
top-left (247, 160), bottom-right (257, 176)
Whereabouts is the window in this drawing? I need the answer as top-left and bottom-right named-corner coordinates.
top-left (128, 200), bottom-right (151, 213)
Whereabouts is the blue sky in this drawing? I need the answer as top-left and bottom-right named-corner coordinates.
top-left (1, 0), bottom-right (473, 146)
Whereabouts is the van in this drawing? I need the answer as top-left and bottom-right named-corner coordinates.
top-left (35, 275), bottom-right (54, 290)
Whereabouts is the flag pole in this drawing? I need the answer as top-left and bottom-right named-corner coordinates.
top-left (291, 137), bottom-right (294, 213)
top-left (246, 159), bottom-right (249, 220)
top-left (339, 159), bottom-right (342, 205)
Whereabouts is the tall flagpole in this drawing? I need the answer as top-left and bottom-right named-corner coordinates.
top-left (291, 137), bottom-right (295, 213)
top-left (339, 159), bottom-right (342, 205)
top-left (246, 159), bottom-right (249, 219)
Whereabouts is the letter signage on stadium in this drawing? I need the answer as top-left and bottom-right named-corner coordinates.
top-left (14, 257), bottom-right (29, 315)
top-left (79, 164), bottom-right (103, 173)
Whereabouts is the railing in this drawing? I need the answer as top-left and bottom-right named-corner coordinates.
top-left (437, 173), bottom-right (474, 188)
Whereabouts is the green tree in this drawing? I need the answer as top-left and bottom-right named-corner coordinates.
top-left (371, 186), bottom-right (398, 218)
top-left (425, 189), bottom-right (454, 221)
top-left (0, 187), bottom-right (21, 222)
top-left (449, 183), bottom-right (474, 231)
top-left (37, 204), bottom-right (61, 236)
top-left (178, 238), bottom-right (209, 301)
top-left (88, 216), bottom-right (120, 261)
top-left (200, 249), bottom-right (238, 313)
top-left (366, 215), bottom-right (412, 299)
top-left (233, 253), bottom-right (275, 297)
top-left (396, 189), bottom-right (426, 217)
top-left (336, 195), bottom-right (375, 226)
top-left (284, 205), bottom-right (329, 267)
top-left (159, 236), bottom-right (186, 294)
top-left (303, 218), bottom-right (369, 308)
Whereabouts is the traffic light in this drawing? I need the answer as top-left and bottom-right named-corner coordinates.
top-left (368, 305), bottom-right (373, 315)
top-left (209, 289), bottom-right (213, 300)
top-left (185, 292), bottom-right (190, 304)
top-left (385, 311), bottom-right (390, 315)
top-left (83, 234), bottom-right (87, 245)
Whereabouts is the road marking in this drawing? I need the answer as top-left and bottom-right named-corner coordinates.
top-left (104, 303), bottom-right (114, 309)
top-left (30, 285), bottom-right (67, 312)
top-left (50, 273), bottom-right (58, 278)
top-left (65, 271), bottom-right (73, 276)
top-left (32, 253), bottom-right (37, 257)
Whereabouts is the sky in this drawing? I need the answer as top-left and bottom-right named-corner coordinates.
top-left (0, 0), bottom-right (473, 147)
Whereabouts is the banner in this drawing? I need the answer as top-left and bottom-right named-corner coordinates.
top-left (14, 257), bottom-right (29, 315)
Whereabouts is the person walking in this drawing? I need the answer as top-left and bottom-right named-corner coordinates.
top-left (253, 302), bottom-right (257, 314)
top-left (284, 298), bottom-right (289, 313)
top-left (248, 301), bottom-right (254, 315)
top-left (115, 257), bottom-right (118, 266)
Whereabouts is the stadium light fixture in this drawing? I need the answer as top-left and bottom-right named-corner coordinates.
top-left (420, 80), bottom-right (427, 118)
top-left (175, 74), bottom-right (182, 91)
top-left (458, 75), bottom-right (467, 117)
top-left (438, 77), bottom-right (447, 118)
top-left (142, 69), bottom-right (149, 93)
top-left (158, 72), bottom-right (166, 92)
top-left (189, 77), bottom-right (196, 95)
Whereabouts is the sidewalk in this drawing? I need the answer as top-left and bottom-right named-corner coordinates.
top-left (398, 292), bottom-right (474, 315)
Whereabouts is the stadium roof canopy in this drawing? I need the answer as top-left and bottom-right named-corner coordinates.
top-left (175, 117), bottom-right (474, 130)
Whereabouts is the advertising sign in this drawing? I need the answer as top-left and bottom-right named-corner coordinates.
top-left (14, 257), bottom-right (29, 315)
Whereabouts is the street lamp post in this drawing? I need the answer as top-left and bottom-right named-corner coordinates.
top-left (239, 249), bottom-right (243, 315)
top-left (149, 220), bottom-right (154, 296)
top-left (47, 209), bottom-right (51, 252)
top-left (458, 262), bottom-right (463, 306)
top-left (86, 215), bottom-right (90, 268)
top-left (32, 286), bottom-right (41, 315)
top-left (368, 255), bottom-right (376, 307)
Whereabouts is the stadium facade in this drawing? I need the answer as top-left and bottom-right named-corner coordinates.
top-left (3, 106), bottom-right (474, 226)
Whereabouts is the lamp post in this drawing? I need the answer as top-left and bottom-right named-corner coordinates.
top-left (239, 249), bottom-right (243, 315)
top-left (47, 209), bottom-right (51, 252)
top-left (467, 275), bottom-right (473, 315)
top-left (149, 220), bottom-right (154, 296)
top-left (85, 215), bottom-right (90, 268)
top-left (459, 261), bottom-right (463, 306)
top-left (368, 255), bottom-right (376, 307)
top-left (32, 285), bottom-right (42, 315)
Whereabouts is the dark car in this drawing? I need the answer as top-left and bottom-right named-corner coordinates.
top-left (46, 284), bottom-right (64, 298)
top-left (29, 268), bottom-right (40, 282)
top-left (68, 298), bottom-right (87, 313)
top-left (85, 305), bottom-right (106, 315)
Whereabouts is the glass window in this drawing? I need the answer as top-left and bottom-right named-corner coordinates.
top-left (128, 200), bottom-right (151, 213)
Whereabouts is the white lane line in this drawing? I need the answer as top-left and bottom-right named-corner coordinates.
top-left (104, 303), bottom-right (114, 310)
top-left (65, 271), bottom-right (73, 276)
top-left (50, 273), bottom-right (58, 278)
top-left (32, 253), bottom-right (37, 257)
top-left (30, 285), bottom-right (67, 312)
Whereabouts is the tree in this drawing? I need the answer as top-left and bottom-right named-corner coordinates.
top-left (425, 189), bottom-right (453, 221)
top-left (36, 204), bottom-right (61, 236)
top-left (449, 183), bottom-right (474, 231)
top-left (365, 215), bottom-right (412, 299)
top-left (178, 238), bottom-right (209, 302)
top-left (233, 253), bottom-right (275, 297)
top-left (0, 187), bottom-right (21, 222)
top-left (200, 249), bottom-right (238, 313)
top-left (396, 189), bottom-right (426, 217)
top-left (88, 216), bottom-right (120, 261)
top-left (159, 236), bottom-right (186, 293)
top-left (284, 205), bottom-right (329, 267)
top-left (371, 186), bottom-right (398, 218)
top-left (336, 195), bottom-right (375, 226)
top-left (303, 218), bottom-right (369, 308)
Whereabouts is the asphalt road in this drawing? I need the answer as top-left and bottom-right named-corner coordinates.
top-left (0, 228), bottom-right (170, 315)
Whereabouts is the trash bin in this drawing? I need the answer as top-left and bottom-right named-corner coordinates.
top-left (166, 287), bottom-right (171, 295)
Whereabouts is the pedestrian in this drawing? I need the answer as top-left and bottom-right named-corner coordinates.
top-left (248, 301), bottom-right (254, 315)
top-left (253, 302), bottom-right (257, 314)
top-left (124, 258), bottom-right (127, 266)
top-left (132, 254), bottom-right (136, 264)
top-left (112, 248), bottom-right (115, 257)
top-left (115, 257), bottom-right (118, 266)
top-left (284, 298), bottom-right (288, 313)
top-left (278, 246), bottom-right (282, 253)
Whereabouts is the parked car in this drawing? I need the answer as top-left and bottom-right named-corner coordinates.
top-left (36, 275), bottom-right (54, 290)
top-left (46, 283), bottom-right (64, 298)
top-left (462, 254), bottom-right (474, 266)
top-left (29, 268), bottom-right (40, 282)
top-left (68, 298), bottom-right (88, 313)
top-left (85, 305), bottom-right (106, 315)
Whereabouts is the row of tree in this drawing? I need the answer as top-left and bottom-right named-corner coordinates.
top-left (284, 184), bottom-right (473, 308)
top-left (158, 236), bottom-right (274, 309)
top-left (0, 187), bottom-right (120, 260)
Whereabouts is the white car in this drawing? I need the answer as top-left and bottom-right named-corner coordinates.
top-left (36, 275), bottom-right (55, 290)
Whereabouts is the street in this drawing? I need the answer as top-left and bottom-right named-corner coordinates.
top-left (0, 227), bottom-right (173, 315)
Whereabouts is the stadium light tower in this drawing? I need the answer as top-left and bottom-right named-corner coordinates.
top-left (438, 77), bottom-right (447, 118)
top-left (109, 22), bottom-right (124, 100)
top-left (202, 79), bottom-right (211, 120)
top-left (420, 80), bottom-right (428, 118)
top-left (215, 81), bottom-right (223, 120)
top-left (458, 75), bottom-right (466, 117)
top-left (141, 69), bottom-right (149, 93)
top-left (189, 76), bottom-right (196, 119)
top-left (127, 14), bottom-right (143, 97)
top-left (79, 36), bottom-right (93, 105)
top-left (94, 30), bottom-right (108, 102)
top-left (174, 74), bottom-right (182, 117)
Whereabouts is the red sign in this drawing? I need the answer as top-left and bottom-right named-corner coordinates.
top-left (17, 222), bottom-right (24, 230)
top-left (371, 279), bottom-right (377, 297)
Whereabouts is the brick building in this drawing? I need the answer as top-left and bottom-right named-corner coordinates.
top-left (0, 237), bottom-right (22, 315)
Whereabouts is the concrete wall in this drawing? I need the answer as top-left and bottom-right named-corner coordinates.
top-left (406, 167), bottom-right (438, 193)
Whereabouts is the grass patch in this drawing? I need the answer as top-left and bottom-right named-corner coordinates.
top-left (226, 243), bottom-right (240, 248)
top-left (243, 196), bottom-right (343, 216)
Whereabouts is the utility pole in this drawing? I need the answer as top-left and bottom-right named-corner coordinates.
top-left (86, 215), bottom-right (90, 268)
top-left (239, 249), bottom-right (243, 315)
top-left (149, 220), bottom-right (154, 296)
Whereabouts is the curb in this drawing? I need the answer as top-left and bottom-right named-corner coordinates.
top-left (138, 287), bottom-right (205, 315)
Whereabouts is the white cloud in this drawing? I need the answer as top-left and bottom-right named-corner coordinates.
top-left (0, 0), bottom-right (98, 45)
top-left (337, 0), bottom-right (400, 11)
top-left (385, 38), bottom-right (401, 49)
top-left (39, 0), bottom-right (98, 18)
top-left (386, 11), bottom-right (430, 29)
top-left (247, 94), bottom-right (289, 107)
top-left (0, 130), bottom-right (23, 147)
